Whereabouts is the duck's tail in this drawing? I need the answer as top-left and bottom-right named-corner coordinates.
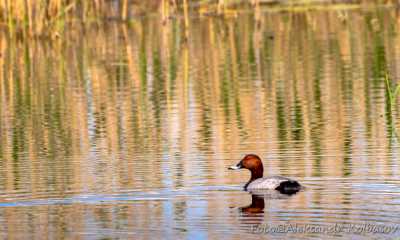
top-left (275, 180), bottom-right (303, 195)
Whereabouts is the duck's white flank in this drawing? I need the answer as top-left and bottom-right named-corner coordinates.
top-left (246, 176), bottom-right (296, 190)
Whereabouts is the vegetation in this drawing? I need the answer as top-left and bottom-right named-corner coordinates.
top-left (385, 73), bottom-right (400, 108)
top-left (0, 0), bottom-right (398, 37)
top-left (0, 1), bottom-right (130, 37)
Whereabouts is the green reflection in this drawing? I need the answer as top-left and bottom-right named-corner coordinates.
top-left (0, 6), bottom-right (399, 209)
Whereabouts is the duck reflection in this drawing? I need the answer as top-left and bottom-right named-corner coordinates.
top-left (238, 189), bottom-right (300, 228)
top-left (240, 194), bottom-right (265, 214)
top-left (240, 188), bottom-right (300, 214)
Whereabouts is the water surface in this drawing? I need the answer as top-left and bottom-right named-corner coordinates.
top-left (0, 4), bottom-right (400, 239)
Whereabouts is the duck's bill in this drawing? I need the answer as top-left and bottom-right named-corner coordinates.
top-left (228, 165), bottom-right (241, 170)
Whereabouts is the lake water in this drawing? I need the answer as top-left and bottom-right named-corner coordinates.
top-left (1, 3), bottom-right (400, 239)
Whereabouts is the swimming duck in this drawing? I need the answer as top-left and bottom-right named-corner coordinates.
top-left (228, 154), bottom-right (302, 193)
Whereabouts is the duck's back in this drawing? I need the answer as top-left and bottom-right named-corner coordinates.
top-left (246, 176), bottom-right (302, 193)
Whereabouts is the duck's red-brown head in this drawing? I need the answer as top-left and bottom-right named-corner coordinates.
top-left (228, 154), bottom-right (264, 181)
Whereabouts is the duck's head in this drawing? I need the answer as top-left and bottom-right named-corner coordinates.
top-left (228, 154), bottom-right (264, 179)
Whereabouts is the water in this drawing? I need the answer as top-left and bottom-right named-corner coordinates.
top-left (1, 4), bottom-right (400, 239)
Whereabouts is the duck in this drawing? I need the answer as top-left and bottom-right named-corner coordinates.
top-left (228, 154), bottom-right (302, 194)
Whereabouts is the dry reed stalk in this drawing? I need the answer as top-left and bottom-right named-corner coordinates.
top-left (183, 0), bottom-right (189, 40)
top-left (122, 0), bottom-right (128, 20)
top-left (217, 0), bottom-right (225, 14)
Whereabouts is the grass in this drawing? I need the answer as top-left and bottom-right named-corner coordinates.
top-left (384, 73), bottom-right (400, 142)
top-left (0, 0), bottom-right (124, 37)
top-left (1, 0), bottom-right (398, 37)
top-left (385, 73), bottom-right (400, 108)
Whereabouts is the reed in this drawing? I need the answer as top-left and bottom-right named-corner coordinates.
top-left (385, 73), bottom-right (400, 108)
top-left (0, 0), bottom-right (119, 36)
top-left (0, 0), bottom-right (398, 37)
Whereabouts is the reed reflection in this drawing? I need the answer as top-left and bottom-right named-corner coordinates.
top-left (0, 5), bottom-right (399, 192)
top-left (0, 5), bottom-right (399, 240)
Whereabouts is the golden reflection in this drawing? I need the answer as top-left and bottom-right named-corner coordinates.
top-left (0, 5), bottom-right (400, 239)
top-left (0, 4), bottom-right (399, 190)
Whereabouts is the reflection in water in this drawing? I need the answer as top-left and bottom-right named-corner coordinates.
top-left (240, 194), bottom-right (265, 214)
top-left (0, 4), bottom-right (400, 239)
top-left (239, 190), bottom-right (299, 233)
top-left (240, 189), bottom-right (299, 214)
